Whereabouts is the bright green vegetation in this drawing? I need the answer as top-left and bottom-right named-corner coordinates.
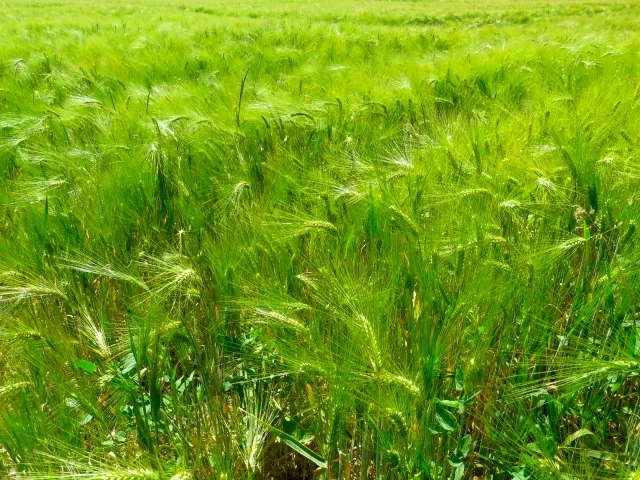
top-left (1, 0), bottom-right (640, 478)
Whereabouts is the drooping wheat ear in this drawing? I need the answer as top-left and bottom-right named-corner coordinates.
top-left (355, 313), bottom-right (383, 372)
top-left (19, 468), bottom-right (161, 480)
top-left (0, 381), bottom-right (30, 399)
top-left (101, 471), bottom-right (161, 480)
top-left (168, 473), bottom-right (193, 480)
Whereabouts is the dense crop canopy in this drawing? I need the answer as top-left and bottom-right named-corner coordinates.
top-left (0, 0), bottom-right (640, 478)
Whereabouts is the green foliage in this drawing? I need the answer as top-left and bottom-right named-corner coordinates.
top-left (0, 0), bottom-right (639, 478)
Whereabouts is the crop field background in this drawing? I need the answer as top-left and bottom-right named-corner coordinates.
top-left (1, 0), bottom-right (640, 478)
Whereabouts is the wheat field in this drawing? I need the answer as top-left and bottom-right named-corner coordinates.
top-left (0, 0), bottom-right (639, 478)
